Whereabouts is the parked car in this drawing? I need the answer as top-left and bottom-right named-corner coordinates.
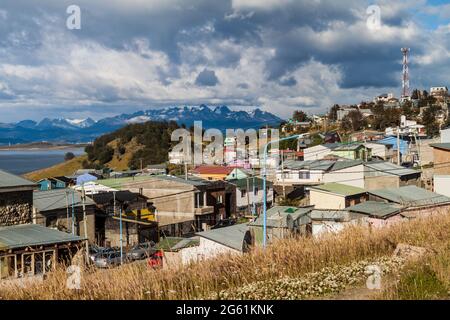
top-left (89, 245), bottom-right (115, 263)
top-left (94, 251), bottom-right (123, 268)
top-left (126, 242), bottom-right (156, 261)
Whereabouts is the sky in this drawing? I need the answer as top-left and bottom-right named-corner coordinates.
top-left (1, 0), bottom-right (450, 122)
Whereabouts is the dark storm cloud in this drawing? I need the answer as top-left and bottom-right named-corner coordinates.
top-left (195, 68), bottom-right (219, 86)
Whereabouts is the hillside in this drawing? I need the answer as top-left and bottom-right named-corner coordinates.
top-left (24, 155), bottom-right (87, 181)
top-left (1, 212), bottom-right (448, 300)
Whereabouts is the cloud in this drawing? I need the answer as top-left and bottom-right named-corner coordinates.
top-left (195, 68), bottom-right (219, 86)
top-left (0, 0), bottom-right (448, 122)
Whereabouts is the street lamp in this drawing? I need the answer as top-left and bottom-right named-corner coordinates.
top-left (262, 133), bottom-right (307, 248)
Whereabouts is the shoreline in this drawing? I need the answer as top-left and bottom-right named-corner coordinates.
top-left (0, 143), bottom-right (88, 151)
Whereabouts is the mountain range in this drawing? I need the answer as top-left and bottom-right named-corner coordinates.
top-left (0, 105), bottom-right (282, 144)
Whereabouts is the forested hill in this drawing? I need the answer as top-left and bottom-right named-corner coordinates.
top-left (84, 121), bottom-right (180, 170)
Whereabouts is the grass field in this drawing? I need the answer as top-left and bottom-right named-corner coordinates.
top-left (23, 155), bottom-right (87, 181)
top-left (0, 211), bottom-right (448, 300)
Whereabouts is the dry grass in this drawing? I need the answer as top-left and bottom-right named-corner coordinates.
top-left (24, 155), bottom-right (87, 181)
top-left (1, 212), bottom-right (449, 300)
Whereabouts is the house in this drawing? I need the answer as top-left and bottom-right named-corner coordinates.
top-left (374, 93), bottom-right (395, 103)
top-left (309, 183), bottom-right (367, 210)
top-left (440, 127), bottom-right (450, 143)
top-left (363, 161), bottom-right (421, 190)
top-left (227, 177), bottom-right (274, 216)
top-left (276, 159), bottom-right (365, 188)
top-left (72, 181), bottom-right (117, 195)
top-left (331, 144), bottom-right (372, 161)
top-left (303, 143), bottom-right (340, 161)
top-left (179, 224), bottom-right (253, 264)
top-left (90, 191), bottom-right (158, 247)
top-left (145, 163), bottom-right (168, 175)
top-left (430, 143), bottom-right (450, 175)
top-left (109, 170), bottom-right (142, 179)
top-left (0, 224), bottom-right (85, 280)
top-left (37, 177), bottom-right (68, 191)
top-left (249, 206), bottom-right (312, 244)
top-left (156, 237), bottom-right (200, 268)
top-left (0, 169), bottom-right (37, 226)
top-left (309, 209), bottom-right (364, 237)
top-left (279, 149), bottom-right (304, 162)
top-left (430, 86), bottom-right (448, 98)
top-left (377, 136), bottom-right (409, 163)
top-left (168, 150), bottom-right (186, 165)
top-left (363, 142), bottom-right (393, 160)
top-left (346, 201), bottom-right (405, 228)
top-left (368, 185), bottom-right (450, 205)
top-left (98, 175), bottom-right (236, 235)
top-left (32, 189), bottom-right (97, 242)
top-left (336, 107), bottom-right (356, 121)
top-left (433, 175), bottom-right (450, 197)
top-left (190, 165), bottom-right (235, 181)
top-left (225, 168), bottom-right (253, 180)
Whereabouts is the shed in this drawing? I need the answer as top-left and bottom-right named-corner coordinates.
top-left (309, 182), bottom-right (367, 210)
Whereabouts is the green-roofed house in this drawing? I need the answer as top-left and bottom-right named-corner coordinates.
top-left (249, 206), bottom-right (313, 244)
top-left (309, 183), bottom-right (368, 210)
top-left (0, 224), bottom-right (85, 280)
top-left (0, 169), bottom-right (37, 227)
top-left (331, 144), bottom-right (372, 161)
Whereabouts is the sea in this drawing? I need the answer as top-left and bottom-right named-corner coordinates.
top-left (0, 148), bottom-right (85, 175)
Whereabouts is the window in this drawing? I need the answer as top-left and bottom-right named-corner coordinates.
top-left (217, 195), bottom-right (223, 203)
top-left (241, 190), bottom-right (247, 198)
top-left (298, 171), bottom-right (310, 179)
top-left (254, 187), bottom-right (259, 196)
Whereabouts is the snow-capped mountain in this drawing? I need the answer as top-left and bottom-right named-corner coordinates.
top-left (0, 105), bottom-right (282, 144)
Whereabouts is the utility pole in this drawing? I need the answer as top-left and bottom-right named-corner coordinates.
top-left (246, 176), bottom-right (251, 216)
top-left (81, 184), bottom-right (89, 264)
top-left (184, 162), bottom-right (188, 180)
top-left (119, 207), bottom-right (123, 265)
top-left (281, 149), bottom-right (286, 198)
top-left (65, 190), bottom-right (69, 233)
top-left (71, 190), bottom-right (75, 234)
top-left (397, 126), bottom-right (401, 165)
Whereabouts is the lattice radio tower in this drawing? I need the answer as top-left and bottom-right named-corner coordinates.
top-left (401, 48), bottom-right (410, 98)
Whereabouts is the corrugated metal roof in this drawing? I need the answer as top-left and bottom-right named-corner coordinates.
top-left (227, 177), bottom-right (271, 190)
top-left (430, 143), bottom-right (450, 151)
top-left (364, 161), bottom-right (420, 177)
top-left (250, 206), bottom-right (312, 228)
top-left (309, 209), bottom-right (356, 221)
top-left (368, 186), bottom-right (450, 206)
top-left (310, 183), bottom-right (366, 196)
top-left (33, 189), bottom-right (96, 212)
top-left (284, 159), bottom-right (363, 172)
top-left (346, 201), bottom-right (402, 218)
top-left (196, 223), bottom-right (249, 252)
top-left (0, 169), bottom-right (36, 189)
top-left (0, 224), bottom-right (84, 250)
top-left (333, 144), bottom-right (366, 151)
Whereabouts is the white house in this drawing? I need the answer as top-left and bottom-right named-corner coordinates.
top-left (303, 143), bottom-right (339, 161)
top-left (433, 175), bottom-right (450, 198)
top-left (227, 177), bottom-right (274, 215)
top-left (363, 142), bottom-right (392, 160)
top-left (179, 224), bottom-right (252, 264)
top-left (276, 159), bottom-right (365, 188)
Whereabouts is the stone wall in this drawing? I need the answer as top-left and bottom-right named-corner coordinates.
top-left (0, 191), bottom-right (33, 226)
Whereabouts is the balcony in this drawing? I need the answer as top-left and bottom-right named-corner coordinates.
top-left (194, 206), bottom-right (215, 215)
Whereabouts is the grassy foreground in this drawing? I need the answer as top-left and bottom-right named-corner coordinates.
top-left (0, 212), bottom-right (449, 300)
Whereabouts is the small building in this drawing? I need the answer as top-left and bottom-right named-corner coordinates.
top-left (227, 177), bottom-right (274, 216)
top-left (363, 142), bottom-right (393, 160)
top-left (145, 163), bottom-right (168, 175)
top-left (363, 161), bottom-right (421, 190)
top-left (433, 175), bottom-right (450, 197)
top-left (90, 191), bottom-right (158, 247)
top-left (368, 185), bottom-right (450, 209)
top-left (377, 136), bottom-right (409, 163)
top-left (276, 159), bottom-right (365, 188)
top-left (225, 168), bottom-right (253, 180)
top-left (0, 224), bottom-right (84, 280)
top-left (430, 143), bottom-right (450, 175)
top-left (0, 169), bottom-right (37, 227)
top-left (157, 237), bottom-right (200, 268)
top-left (32, 189), bottom-right (97, 242)
top-left (37, 177), bottom-right (68, 191)
top-left (331, 144), bottom-right (372, 161)
top-left (309, 183), bottom-right (367, 210)
top-left (190, 165), bottom-right (235, 181)
top-left (346, 201), bottom-right (406, 228)
top-left (249, 206), bottom-right (312, 244)
top-left (309, 209), bottom-right (364, 237)
top-left (303, 143), bottom-right (340, 161)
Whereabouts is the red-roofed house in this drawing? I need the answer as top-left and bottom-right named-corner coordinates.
top-left (190, 166), bottom-right (235, 181)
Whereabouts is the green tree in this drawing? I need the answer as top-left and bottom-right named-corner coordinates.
top-left (292, 110), bottom-right (309, 122)
top-left (328, 104), bottom-right (340, 121)
top-left (341, 110), bottom-right (365, 131)
top-left (422, 105), bottom-right (441, 137)
top-left (64, 152), bottom-right (75, 161)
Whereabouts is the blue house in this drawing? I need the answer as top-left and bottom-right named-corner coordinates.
top-left (377, 136), bottom-right (409, 159)
top-left (37, 177), bottom-right (70, 191)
